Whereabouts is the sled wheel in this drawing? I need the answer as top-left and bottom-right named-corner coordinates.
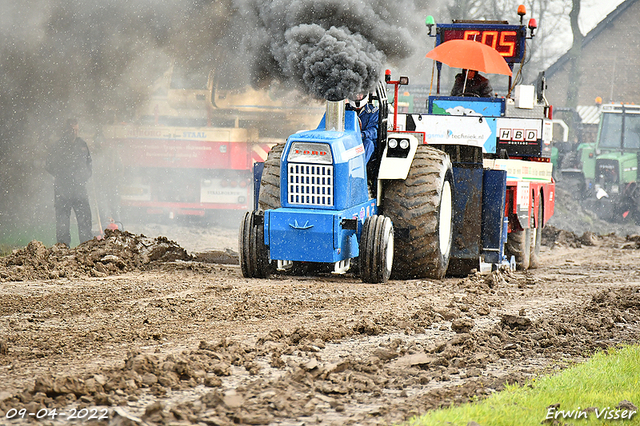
top-left (506, 227), bottom-right (531, 271)
top-left (238, 211), bottom-right (270, 278)
top-left (258, 144), bottom-right (284, 211)
top-left (529, 195), bottom-right (543, 269)
top-left (384, 145), bottom-right (453, 279)
top-left (360, 215), bottom-right (394, 283)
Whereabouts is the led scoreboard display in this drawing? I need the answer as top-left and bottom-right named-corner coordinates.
top-left (437, 24), bottom-right (526, 64)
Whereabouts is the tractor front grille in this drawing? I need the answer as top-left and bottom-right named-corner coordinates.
top-left (287, 163), bottom-right (334, 207)
top-left (596, 159), bottom-right (619, 184)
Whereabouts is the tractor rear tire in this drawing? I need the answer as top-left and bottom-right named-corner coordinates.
top-left (384, 145), bottom-right (454, 279)
top-left (360, 215), bottom-right (394, 283)
top-left (238, 211), bottom-right (270, 278)
top-left (258, 144), bottom-right (284, 211)
top-left (529, 197), bottom-right (543, 269)
top-left (506, 227), bottom-right (531, 271)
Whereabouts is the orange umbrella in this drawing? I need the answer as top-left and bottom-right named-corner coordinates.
top-left (426, 39), bottom-right (512, 76)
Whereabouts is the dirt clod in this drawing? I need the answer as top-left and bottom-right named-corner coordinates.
top-left (1, 224), bottom-right (640, 425)
top-left (0, 230), bottom-right (191, 282)
top-left (451, 318), bottom-right (475, 333)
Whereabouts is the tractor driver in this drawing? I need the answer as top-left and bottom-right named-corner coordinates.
top-left (347, 93), bottom-right (380, 192)
top-left (451, 69), bottom-right (494, 97)
top-left (347, 93), bottom-right (379, 164)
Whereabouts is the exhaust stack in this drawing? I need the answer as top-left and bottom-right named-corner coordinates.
top-left (325, 100), bottom-right (345, 132)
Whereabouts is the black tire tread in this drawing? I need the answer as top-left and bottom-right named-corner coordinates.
top-left (252, 213), bottom-right (270, 278)
top-left (258, 144), bottom-right (284, 211)
top-left (239, 211), bottom-right (270, 278)
top-left (359, 216), bottom-right (376, 283)
top-left (360, 215), bottom-right (393, 283)
top-left (506, 228), bottom-right (531, 271)
top-left (239, 212), bottom-right (253, 278)
top-left (384, 145), bottom-right (453, 279)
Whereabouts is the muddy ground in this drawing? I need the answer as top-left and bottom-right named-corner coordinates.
top-left (1, 182), bottom-right (640, 426)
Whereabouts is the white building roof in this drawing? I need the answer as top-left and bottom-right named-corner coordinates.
top-left (576, 105), bottom-right (601, 125)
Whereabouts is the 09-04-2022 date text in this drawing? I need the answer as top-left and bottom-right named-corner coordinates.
top-left (5, 407), bottom-right (109, 421)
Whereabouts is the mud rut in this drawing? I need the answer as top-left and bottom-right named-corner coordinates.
top-left (1, 227), bottom-right (640, 426)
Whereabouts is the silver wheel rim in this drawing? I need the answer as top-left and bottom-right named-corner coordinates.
top-left (439, 180), bottom-right (453, 255)
top-left (385, 220), bottom-right (394, 274)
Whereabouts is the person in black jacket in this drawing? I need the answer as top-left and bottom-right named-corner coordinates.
top-left (451, 69), bottom-right (493, 97)
top-left (45, 118), bottom-right (93, 246)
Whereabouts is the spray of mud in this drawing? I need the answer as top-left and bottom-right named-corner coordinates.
top-left (0, 0), bottom-right (432, 247)
top-left (0, 0), bottom-right (236, 245)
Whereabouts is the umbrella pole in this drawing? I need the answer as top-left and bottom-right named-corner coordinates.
top-left (462, 69), bottom-right (469, 94)
top-left (429, 60), bottom-right (435, 97)
top-left (463, 35), bottom-right (476, 95)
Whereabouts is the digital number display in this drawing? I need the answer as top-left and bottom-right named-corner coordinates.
top-left (439, 25), bottom-right (525, 63)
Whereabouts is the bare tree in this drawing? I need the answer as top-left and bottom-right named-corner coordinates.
top-left (521, 0), bottom-right (573, 81)
top-left (447, 0), bottom-right (483, 21)
top-left (566, 0), bottom-right (583, 110)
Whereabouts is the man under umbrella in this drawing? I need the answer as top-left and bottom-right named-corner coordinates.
top-left (450, 69), bottom-right (494, 97)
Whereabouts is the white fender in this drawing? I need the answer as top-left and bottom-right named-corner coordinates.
top-left (377, 132), bottom-right (420, 180)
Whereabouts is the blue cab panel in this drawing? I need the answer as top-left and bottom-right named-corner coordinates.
top-left (450, 166), bottom-right (483, 264)
top-left (253, 162), bottom-right (264, 210)
top-left (481, 169), bottom-right (507, 264)
top-left (428, 96), bottom-right (505, 117)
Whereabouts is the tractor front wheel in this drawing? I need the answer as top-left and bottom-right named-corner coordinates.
top-left (238, 211), bottom-right (270, 278)
top-left (360, 215), bottom-right (394, 283)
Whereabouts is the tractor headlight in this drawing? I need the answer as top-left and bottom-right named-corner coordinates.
top-left (385, 134), bottom-right (416, 159)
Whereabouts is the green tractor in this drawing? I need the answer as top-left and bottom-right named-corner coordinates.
top-left (566, 103), bottom-right (640, 222)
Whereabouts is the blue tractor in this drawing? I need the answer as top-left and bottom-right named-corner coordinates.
top-left (240, 77), bottom-right (455, 283)
top-left (240, 9), bottom-right (557, 281)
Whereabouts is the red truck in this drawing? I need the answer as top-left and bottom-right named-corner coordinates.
top-left (102, 67), bottom-right (322, 221)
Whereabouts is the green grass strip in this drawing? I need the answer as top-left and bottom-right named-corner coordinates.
top-left (406, 345), bottom-right (640, 426)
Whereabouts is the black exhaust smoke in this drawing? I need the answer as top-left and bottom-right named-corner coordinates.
top-left (237, 0), bottom-right (417, 100)
top-left (282, 24), bottom-right (384, 101)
